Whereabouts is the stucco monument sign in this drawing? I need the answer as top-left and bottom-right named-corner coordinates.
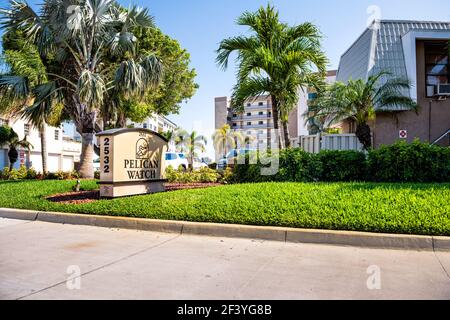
top-left (97, 128), bottom-right (168, 198)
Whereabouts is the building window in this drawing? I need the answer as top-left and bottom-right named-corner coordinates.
top-left (425, 41), bottom-right (449, 97)
top-left (259, 121), bottom-right (264, 125)
top-left (247, 112), bottom-right (252, 116)
top-left (268, 112), bottom-right (272, 117)
top-left (233, 113), bottom-right (237, 118)
top-left (54, 130), bottom-right (60, 140)
top-left (143, 123), bottom-right (148, 129)
top-left (24, 124), bottom-right (30, 136)
top-left (247, 103), bottom-right (251, 107)
top-left (259, 111), bottom-right (264, 116)
top-left (258, 102), bottom-right (264, 106)
top-left (232, 123), bottom-right (237, 127)
top-left (247, 122), bottom-right (252, 126)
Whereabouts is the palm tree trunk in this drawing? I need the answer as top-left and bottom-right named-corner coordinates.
top-left (79, 133), bottom-right (95, 179)
top-left (270, 96), bottom-right (282, 150)
top-left (355, 123), bottom-right (372, 150)
top-left (39, 125), bottom-right (48, 175)
top-left (282, 120), bottom-right (291, 148)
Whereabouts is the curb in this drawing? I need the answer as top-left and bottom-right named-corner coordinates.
top-left (1, 208), bottom-right (449, 251)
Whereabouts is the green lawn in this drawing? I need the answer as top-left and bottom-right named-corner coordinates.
top-left (0, 180), bottom-right (449, 236)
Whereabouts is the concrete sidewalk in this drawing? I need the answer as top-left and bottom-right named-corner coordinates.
top-left (1, 217), bottom-right (450, 300)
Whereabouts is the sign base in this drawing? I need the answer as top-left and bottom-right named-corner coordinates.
top-left (99, 181), bottom-right (166, 198)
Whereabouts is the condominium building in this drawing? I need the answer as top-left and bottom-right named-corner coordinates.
top-left (214, 70), bottom-right (337, 161)
top-left (336, 20), bottom-right (450, 147)
top-left (127, 114), bottom-right (178, 151)
top-left (0, 118), bottom-right (81, 172)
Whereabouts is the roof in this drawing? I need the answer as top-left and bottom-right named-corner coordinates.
top-left (337, 20), bottom-right (450, 110)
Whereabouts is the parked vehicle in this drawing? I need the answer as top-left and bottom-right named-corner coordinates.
top-left (192, 157), bottom-right (209, 170)
top-left (165, 152), bottom-right (188, 170)
top-left (217, 149), bottom-right (255, 170)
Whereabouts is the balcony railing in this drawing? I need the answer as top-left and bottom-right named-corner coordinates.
top-left (232, 114), bottom-right (272, 121)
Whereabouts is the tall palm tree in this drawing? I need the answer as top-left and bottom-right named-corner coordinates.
top-left (186, 131), bottom-right (207, 170)
top-left (216, 4), bottom-right (327, 149)
top-left (0, 0), bottom-right (163, 178)
top-left (1, 35), bottom-right (52, 174)
top-left (212, 124), bottom-right (235, 159)
top-left (0, 125), bottom-right (33, 170)
top-left (307, 71), bottom-right (419, 150)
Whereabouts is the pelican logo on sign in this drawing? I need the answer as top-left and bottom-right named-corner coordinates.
top-left (136, 138), bottom-right (149, 159)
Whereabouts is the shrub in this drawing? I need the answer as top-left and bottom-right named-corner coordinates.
top-left (232, 149), bottom-right (320, 183)
top-left (231, 142), bottom-right (449, 184)
top-left (165, 167), bottom-right (220, 184)
top-left (0, 166), bottom-right (29, 180)
top-left (197, 167), bottom-right (220, 183)
top-left (26, 168), bottom-right (38, 180)
top-left (368, 140), bottom-right (450, 183)
top-left (318, 150), bottom-right (367, 182)
top-left (276, 148), bottom-right (321, 182)
top-left (219, 167), bottom-right (233, 184)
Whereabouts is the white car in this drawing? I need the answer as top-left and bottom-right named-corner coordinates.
top-left (165, 152), bottom-right (188, 171)
top-left (192, 157), bottom-right (209, 170)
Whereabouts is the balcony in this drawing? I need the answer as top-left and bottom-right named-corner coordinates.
top-left (232, 114), bottom-right (272, 121)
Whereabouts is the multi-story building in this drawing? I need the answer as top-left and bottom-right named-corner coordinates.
top-left (0, 118), bottom-right (81, 172)
top-left (336, 20), bottom-right (450, 147)
top-left (288, 70), bottom-right (337, 138)
top-left (128, 114), bottom-right (178, 151)
top-left (214, 70), bottom-right (337, 161)
top-left (214, 95), bottom-right (274, 161)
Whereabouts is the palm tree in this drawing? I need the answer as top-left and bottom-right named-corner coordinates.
top-left (0, 125), bottom-right (33, 170)
top-left (212, 124), bottom-right (235, 159)
top-left (307, 71), bottom-right (419, 150)
top-left (0, 0), bottom-right (163, 178)
top-left (1, 34), bottom-right (52, 174)
top-left (174, 129), bottom-right (188, 153)
top-left (216, 4), bottom-right (327, 149)
top-left (186, 131), bottom-right (207, 170)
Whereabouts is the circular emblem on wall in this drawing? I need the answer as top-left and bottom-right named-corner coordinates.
top-left (136, 138), bottom-right (149, 159)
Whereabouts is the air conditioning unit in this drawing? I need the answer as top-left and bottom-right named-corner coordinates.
top-left (437, 84), bottom-right (450, 96)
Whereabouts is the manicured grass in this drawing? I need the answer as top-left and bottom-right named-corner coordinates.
top-left (0, 180), bottom-right (449, 236)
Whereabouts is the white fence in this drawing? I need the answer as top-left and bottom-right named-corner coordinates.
top-left (292, 134), bottom-right (364, 153)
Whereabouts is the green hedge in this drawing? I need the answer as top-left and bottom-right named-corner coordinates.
top-left (318, 150), bottom-right (367, 182)
top-left (368, 140), bottom-right (450, 183)
top-left (232, 141), bottom-right (450, 183)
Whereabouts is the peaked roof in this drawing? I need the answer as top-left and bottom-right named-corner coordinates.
top-left (337, 20), bottom-right (450, 109)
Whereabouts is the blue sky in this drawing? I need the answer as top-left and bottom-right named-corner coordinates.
top-left (2, 0), bottom-right (450, 157)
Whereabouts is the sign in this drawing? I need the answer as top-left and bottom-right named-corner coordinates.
top-left (399, 130), bottom-right (408, 139)
top-left (97, 128), bottom-right (168, 198)
top-left (19, 151), bottom-right (25, 165)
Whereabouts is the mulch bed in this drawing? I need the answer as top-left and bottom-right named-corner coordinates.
top-left (46, 183), bottom-right (222, 205)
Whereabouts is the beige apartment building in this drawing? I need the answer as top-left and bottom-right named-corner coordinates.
top-left (214, 71), bottom-right (337, 161)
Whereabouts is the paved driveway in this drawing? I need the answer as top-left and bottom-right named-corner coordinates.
top-left (1, 217), bottom-right (449, 300)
